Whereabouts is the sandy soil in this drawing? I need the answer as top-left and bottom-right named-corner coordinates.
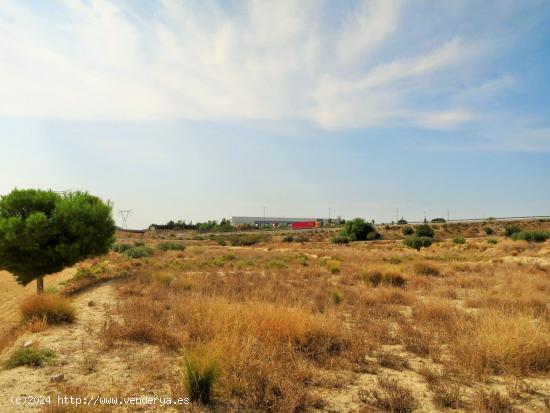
top-left (0, 282), bottom-right (181, 413)
top-left (0, 270), bottom-right (76, 338)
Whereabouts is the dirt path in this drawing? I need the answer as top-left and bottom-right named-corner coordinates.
top-left (0, 270), bottom-right (76, 338)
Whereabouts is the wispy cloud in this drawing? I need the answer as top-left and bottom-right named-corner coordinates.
top-left (0, 0), bottom-right (541, 131)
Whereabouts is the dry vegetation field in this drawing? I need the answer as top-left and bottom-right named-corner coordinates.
top-left (1, 220), bottom-right (549, 412)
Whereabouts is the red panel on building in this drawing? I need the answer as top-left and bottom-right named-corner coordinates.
top-left (291, 221), bottom-right (317, 229)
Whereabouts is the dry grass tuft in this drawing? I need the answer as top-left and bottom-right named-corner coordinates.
top-left (359, 376), bottom-right (417, 413)
top-left (413, 262), bottom-right (441, 277)
top-left (20, 293), bottom-right (75, 324)
top-left (431, 382), bottom-right (463, 409)
top-left (471, 389), bottom-right (518, 412)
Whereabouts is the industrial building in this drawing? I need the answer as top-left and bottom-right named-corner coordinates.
top-left (231, 216), bottom-right (340, 228)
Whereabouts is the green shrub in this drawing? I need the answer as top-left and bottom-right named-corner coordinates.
top-left (511, 231), bottom-right (550, 243)
top-left (5, 347), bottom-right (56, 368)
top-left (504, 224), bottom-right (522, 237)
top-left (184, 355), bottom-right (219, 405)
top-left (402, 226), bottom-right (414, 236)
top-left (157, 241), bottom-right (185, 251)
top-left (452, 236), bottom-right (465, 245)
top-left (484, 227), bottom-right (494, 235)
top-left (340, 218), bottom-right (379, 241)
top-left (415, 224), bottom-right (435, 238)
top-left (20, 294), bottom-right (76, 324)
top-left (123, 246), bottom-right (154, 259)
top-left (487, 238), bottom-right (498, 245)
top-left (282, 235), bottom-right (294, 242)
top-left (332, 235), bottom-right (350, 244)
top-left (112, 243), bottom-right (132, 253)
top-left (133, 240), bottom-right (145, 247)
top-left (404, 236), bottom-right (433, 251)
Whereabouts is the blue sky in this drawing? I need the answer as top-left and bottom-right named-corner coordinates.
top-left (1, 0), bottom-right (549, 228)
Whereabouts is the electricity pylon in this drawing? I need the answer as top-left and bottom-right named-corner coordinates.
top-left (118, 210), bottom-right (132, 229)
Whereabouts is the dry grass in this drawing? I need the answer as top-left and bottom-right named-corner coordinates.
top-left (2, 224), bottom-right (548, 412)
top-left (358, 376), bottom-right (418, 413)
top-left (471, 389), bottom-right (518, 412)
top-left (451, 310), bottom-right (550, 377)
top-left (20, 293), bottom-right (76, 324)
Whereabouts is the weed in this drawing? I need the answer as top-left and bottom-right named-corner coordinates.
top-left (5, 346), bottom-right (56, 368)
top-left (184, 354), bottom-right (219, 405)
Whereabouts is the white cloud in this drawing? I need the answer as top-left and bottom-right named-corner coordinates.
top-left (0, 0), bottom-right (506, 129)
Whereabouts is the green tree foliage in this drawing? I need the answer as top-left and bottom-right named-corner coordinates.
top-left (0, 189), bottom-right (115, 293)
top-left (340, 218), bottom-right (379, 241)
top-left (415, 224), bottom-right (435, 238)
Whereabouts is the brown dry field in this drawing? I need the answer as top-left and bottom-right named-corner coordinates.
top-left (0, 220), bottom-right (549, 412)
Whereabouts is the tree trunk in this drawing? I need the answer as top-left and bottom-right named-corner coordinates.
top-left (37, 276), bottom-right (44, 294)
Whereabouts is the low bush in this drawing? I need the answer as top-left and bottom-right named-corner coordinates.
top-left (123, 246), bottom-right (154, 259)
top-left (505, 224), bottom-right (522, 237)
top-left (5, 347), bottom-right (56, 368)
top-left (282, 235), bottom-right (294, 242)
top-left (20, 294), bottom-right (75, 324)
top-left (332, 235), bottom-right (350, 244)
top-left (510, 230), bottom-right (550, 243)
top-left (133, 240), bottom-right (145, 247)
top-left (157, 241), bottom-right (185, 251)
top-left (452, 235), bottom-right (465, 245)
top-left (404, 236), bottom-right (433, 251)
top-left (184, 354), bottom-right (219, 405)
top-left (487, 238), bottom-right (498, 245)
top-left (402, 226), bottom-right (414, 235)
top-left (484, 227), bottom-right (495, 235)
top-left (415, 224), bottom-right (435, 238)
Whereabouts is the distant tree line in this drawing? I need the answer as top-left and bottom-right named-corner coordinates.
top-left (150, 218), bottom-right (235, 232)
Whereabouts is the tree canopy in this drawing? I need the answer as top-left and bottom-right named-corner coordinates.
top-left (0, 189), bottom-right (115, 291)
top-left (340, 218), bottom-right (379, 241)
